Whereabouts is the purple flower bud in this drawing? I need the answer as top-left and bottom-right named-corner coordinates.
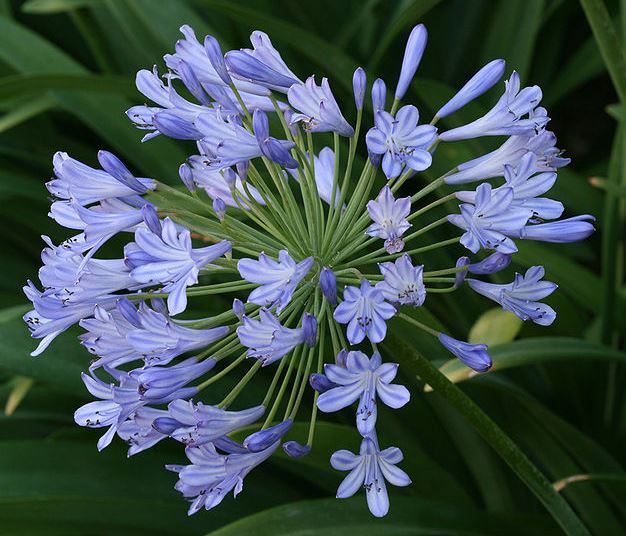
top-left (243, 419), bottom-right (292, 452)
top-left (223, 168), bottom-right (237, 188)
top-left (352, 67), bottom-right (366, 110)
top-left (97, 150), bottom-right (148, 194)
top-left (518, 215), bottom-right (595, 243)
top-left (454, 256), bottom-right (470, 289)
top-left (232, 298), bottom-right (245, 319)
top-left (252, 109), bottom-right (270, 141)
top-left (225, 51), bottom-right (298, 91)
top-left (142, 204), bottom-right (162, 235)
top-left (436, 59), bottom-right (506, 119)
top-left (213, 197), bottom-right (226, 220)
top-left (283, 440), bottom-right (311, 458)
top-left (395, 24), bottom-right (427, 100)
top-left (372, 78), bottom-right (386, 113)
top-left (319, 267), bottom-right (337, 305)
top-left (335, 349), bottom-right (348, 368)
top-left (302, 312), bottom-right (317, 346)
top-left (179, 163), bottom-right (196, 192)
top-left (204, 35), bottom-right (232, 85)
top-left (438, 333), bottom-right (491, 372)
top-left (262, 138), bottom-right (299, 169)
top-left (176, 59), bottom-right (210, 106)
top-left (236, 161), bottom-right (249, 181)
top-left (468, 252), bottom-right (512, 275)
top-left (153, 110), bottom-right (202, 140)
top-left (309, 372), bottom-right (337, 393)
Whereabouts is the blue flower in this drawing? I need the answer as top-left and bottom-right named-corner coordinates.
top-left (366, 186), bottom-right (412, 254)
top-left (237, 309), bottom-right (317, 366)
top-left (129, 356), bottom-right (216, 400)
top-left (81, 299), bottom-right (228, 369)
top-left (23, 281), bottom-right (114, 356)
top-left (48, 151), bottom-right (154, 205)
top-left (468, 252), bottom-right (512, 275)
top-left (319, 267), bottom-right (338, 305)
top-left (287, 147), bottom-right (343, 206)
top-left (448, 183), bottom-right (532, 254)
top-left (167, 440), bottom-right (279, 515)
top-left (117, 407), bottom-right (169, 456)
top-left (439, 72), bottom-right (547, 141)
top-left (124, 217), bottom-right (231, 315)
top-left (238, 250), bottom-right (314, 313)
top-left (468, 266), bottom-right (557, 325)
top-left (288, 76), bottom-right (354, 136)
top-left (371, 78), bottom-right (387, 113)
top-left (283, 440), bottom-right (311, 458)
top-left (225, 30), bottom-right (301, 92)
top-left (456, 153), bottom-right (564, 221)
top-left (243, 419), bottom-right (292, 452)
top-left (438, 334), bottom-right (492, 372)
top-left (164, 25), bottom-right (269, 96)
top-left (334, 280), bottom-right (396, 344)
top-left (317, 351), bottom-right (410, 435)
top-left (74, 367), bottom-right (197, 451)
top-left (395, 24), bottom-right (427, 100)
top-left (252, 109), bottom-right (298, 168)
top-left (331, 434), bottom-right (411, 518)
top-left (366, 105), bottom-right (437, 179)
top-left (50, 198), bottom-right (148, 257)
top-left (153, 399), bottom-right (265, 446)
top-left (352, 67), bottom-right (366, 110)
top-left (435, 59), bottom-right (506, 119)
top-left (181, 160), bottom-right (265, 208)
top-left (376, 254), bottom-right (425, 306)
top-left (445, 118), bottom-right (569, 184)
top-left (517, 215), bottom-right (596, 243)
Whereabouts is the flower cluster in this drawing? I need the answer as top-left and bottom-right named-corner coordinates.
top-left (24, 22), bottom-right (593, 518)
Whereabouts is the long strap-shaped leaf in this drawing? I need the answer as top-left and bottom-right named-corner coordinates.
top-left (386, 339), bottom-right (590, 535)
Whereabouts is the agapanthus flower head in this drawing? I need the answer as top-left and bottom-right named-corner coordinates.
top-left (23, 21), bottom-right (594, 519)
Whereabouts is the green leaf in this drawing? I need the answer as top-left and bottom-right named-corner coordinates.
top-left (383, 333), bottom-right (590, 535)
top-left (469, 308), bottom-right (523, 346)
top-left (21, 0), bottom-right (103, 14)
top-left (436, 337), bottom-right (626, 385)
top-left (207, 496), bottom-right (559, 536)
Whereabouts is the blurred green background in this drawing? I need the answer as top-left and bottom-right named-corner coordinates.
top-left (0, 0), bottom-right (625, 534)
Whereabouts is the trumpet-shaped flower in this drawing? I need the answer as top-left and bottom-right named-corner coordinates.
top-left (238, 250), bottom-right (313, 313)
top-left (468, 266), bottom-right (557, 325)
top-left (366, 186), bottom-right (412, 254)
top-left (366, 105), bottom-right (437, 179)
top-left (317, 351), bottom-right (410, 434)
top-left (331, 434), bottom-right (411, 517)
top-left (333, 280), bottom-right (396, 344)
top-left (376, 254), bottom-right (425, 306)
